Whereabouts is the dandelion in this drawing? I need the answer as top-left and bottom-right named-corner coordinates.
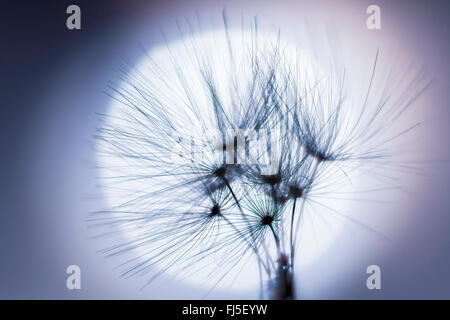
top-left (92, 16), bottom-right (428, 299)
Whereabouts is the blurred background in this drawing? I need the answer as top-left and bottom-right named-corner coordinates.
top-left (0, 0), bottom-right (449, 299)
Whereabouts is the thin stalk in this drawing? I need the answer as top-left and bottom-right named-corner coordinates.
top-left (289, 197), bottom-right (297, 268)
top-left (268, 223), bottom-right (280, 251)
top-left (289, 158), bottom-right (321, 272)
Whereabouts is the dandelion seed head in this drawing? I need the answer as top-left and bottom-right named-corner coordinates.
top-left (94, 16), bottom-right (426, 294)
top-left (261, 214), bottom-right (274, 226)
top-left (288, 185), bottom-right (303, 199)
top-left (261, 174), bottom-right (282, 186)
top-left (209, 204), bottom-right (221, 217)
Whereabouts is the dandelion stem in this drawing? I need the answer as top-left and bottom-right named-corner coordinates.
top-left (289, 197), bottom-right (297, 268)
top-left (290, 158), bottom-right (321, 272)
top-left (269, 223), bottom-right (280, 251)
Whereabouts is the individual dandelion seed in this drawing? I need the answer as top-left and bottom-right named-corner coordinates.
top-left (93, 183), bottom-right (260, 286)
top-left (277, 49), bottom-right (430, 262)
top-left (93, 15), bottom-right (428, 299)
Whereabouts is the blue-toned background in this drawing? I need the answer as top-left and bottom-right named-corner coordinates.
top-left (0, 0), bottom-right (449, 299)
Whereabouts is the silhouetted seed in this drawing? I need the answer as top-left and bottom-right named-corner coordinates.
top-left (261, 215), bottom-right (274, 226)
top-left (210, 204), bottom-right (220, 217)
top-left (213, 166), bottom-right (227, 178)
top-left (262, 174), bottom-right (281, 185)
top-left (288, 185), bottom-right (303, 199)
